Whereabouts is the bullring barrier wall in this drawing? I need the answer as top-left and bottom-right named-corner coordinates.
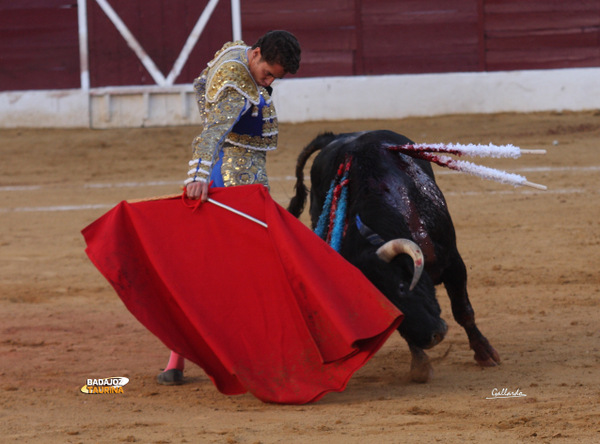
top-left (1, 67), bottom-right (599, 128)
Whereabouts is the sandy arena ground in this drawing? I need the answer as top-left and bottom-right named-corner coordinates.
top-left (1, 111), bottom-right (599, 443)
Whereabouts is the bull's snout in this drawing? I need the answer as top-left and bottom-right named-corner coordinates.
top-left (426, 319), bottom-right (448, 349)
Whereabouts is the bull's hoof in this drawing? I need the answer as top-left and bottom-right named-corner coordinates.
top-left (473, 343), bottom-right (501, 367)
top-left (410, 364), bottom-right (433, 384)
top-left (408, 344), bottom-right (434, 382)
top-left (475, 353), bottom-right (501, 367)
top-left (410, 360), bottom-right (433, 383)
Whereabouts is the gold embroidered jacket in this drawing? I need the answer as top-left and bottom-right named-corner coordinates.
top-left (186, 41), bottom-right (278, 188)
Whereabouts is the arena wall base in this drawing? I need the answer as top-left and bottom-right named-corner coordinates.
top-left (1, 67), bottom-right (599, 128)
top-left (273, 67), bottom-right (600, 123)
top-left (88, 86), bottom-right (201, 128)
top-left (0, 89), bottom-right (90, 128)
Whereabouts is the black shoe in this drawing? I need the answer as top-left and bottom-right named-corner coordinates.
top-left (157, 369), bottom-right (184, 386)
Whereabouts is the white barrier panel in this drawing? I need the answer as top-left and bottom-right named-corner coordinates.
top-left (0, 89), bottom-right (90, 128)
top-left (272, 67), bottom-right (600, 122)
top-left (1, 67), bottom-right (599, 128)
top-left (88, 86), bottom-right (201, 128)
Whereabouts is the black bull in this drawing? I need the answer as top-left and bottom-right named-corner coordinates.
top-left (287, 130), bottom-right (500, 382)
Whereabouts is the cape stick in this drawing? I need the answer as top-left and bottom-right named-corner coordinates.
top-left (207, 198), bottom-right (268, 228)
top-left (127, 193), bottom-right (268, 227)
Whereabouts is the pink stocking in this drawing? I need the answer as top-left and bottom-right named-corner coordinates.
top-left (164, 351), bottom-right (185, 371)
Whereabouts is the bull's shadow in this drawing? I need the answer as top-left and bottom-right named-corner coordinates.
top-left (287, 130), bottom-right (500, 382)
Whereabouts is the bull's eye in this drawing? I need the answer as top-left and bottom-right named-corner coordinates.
top-left (398, 282), bottom-right (406, 295)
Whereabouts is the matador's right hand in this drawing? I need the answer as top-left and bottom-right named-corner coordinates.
top-left (186, 180), bottom-right (209, 202)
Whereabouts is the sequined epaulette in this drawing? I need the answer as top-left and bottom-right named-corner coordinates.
top-left (208, 40), bottom-right (246, 66)
top-left (205, 45), bottom-right (260, 105)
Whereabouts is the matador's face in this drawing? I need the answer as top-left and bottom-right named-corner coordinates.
top-left (247, 47), bottom-right (286, 88)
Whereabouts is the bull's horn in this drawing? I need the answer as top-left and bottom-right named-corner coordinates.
top-left (376, 239), bottom-right (425, 291)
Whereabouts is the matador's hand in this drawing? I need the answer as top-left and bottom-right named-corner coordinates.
top-left (186, 181), bottom-right (209, 202)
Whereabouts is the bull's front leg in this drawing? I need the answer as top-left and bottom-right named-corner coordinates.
top-left (408, 343), bottom-right (433, 383)
top-left (442, 253), bottom-right (501, 367)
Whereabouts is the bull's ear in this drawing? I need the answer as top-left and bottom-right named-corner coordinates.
top-left (376, 239), bottom-right (424, 291)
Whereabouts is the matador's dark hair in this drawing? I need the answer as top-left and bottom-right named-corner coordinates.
top-left (252, 30), bottom-right (301, 74)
